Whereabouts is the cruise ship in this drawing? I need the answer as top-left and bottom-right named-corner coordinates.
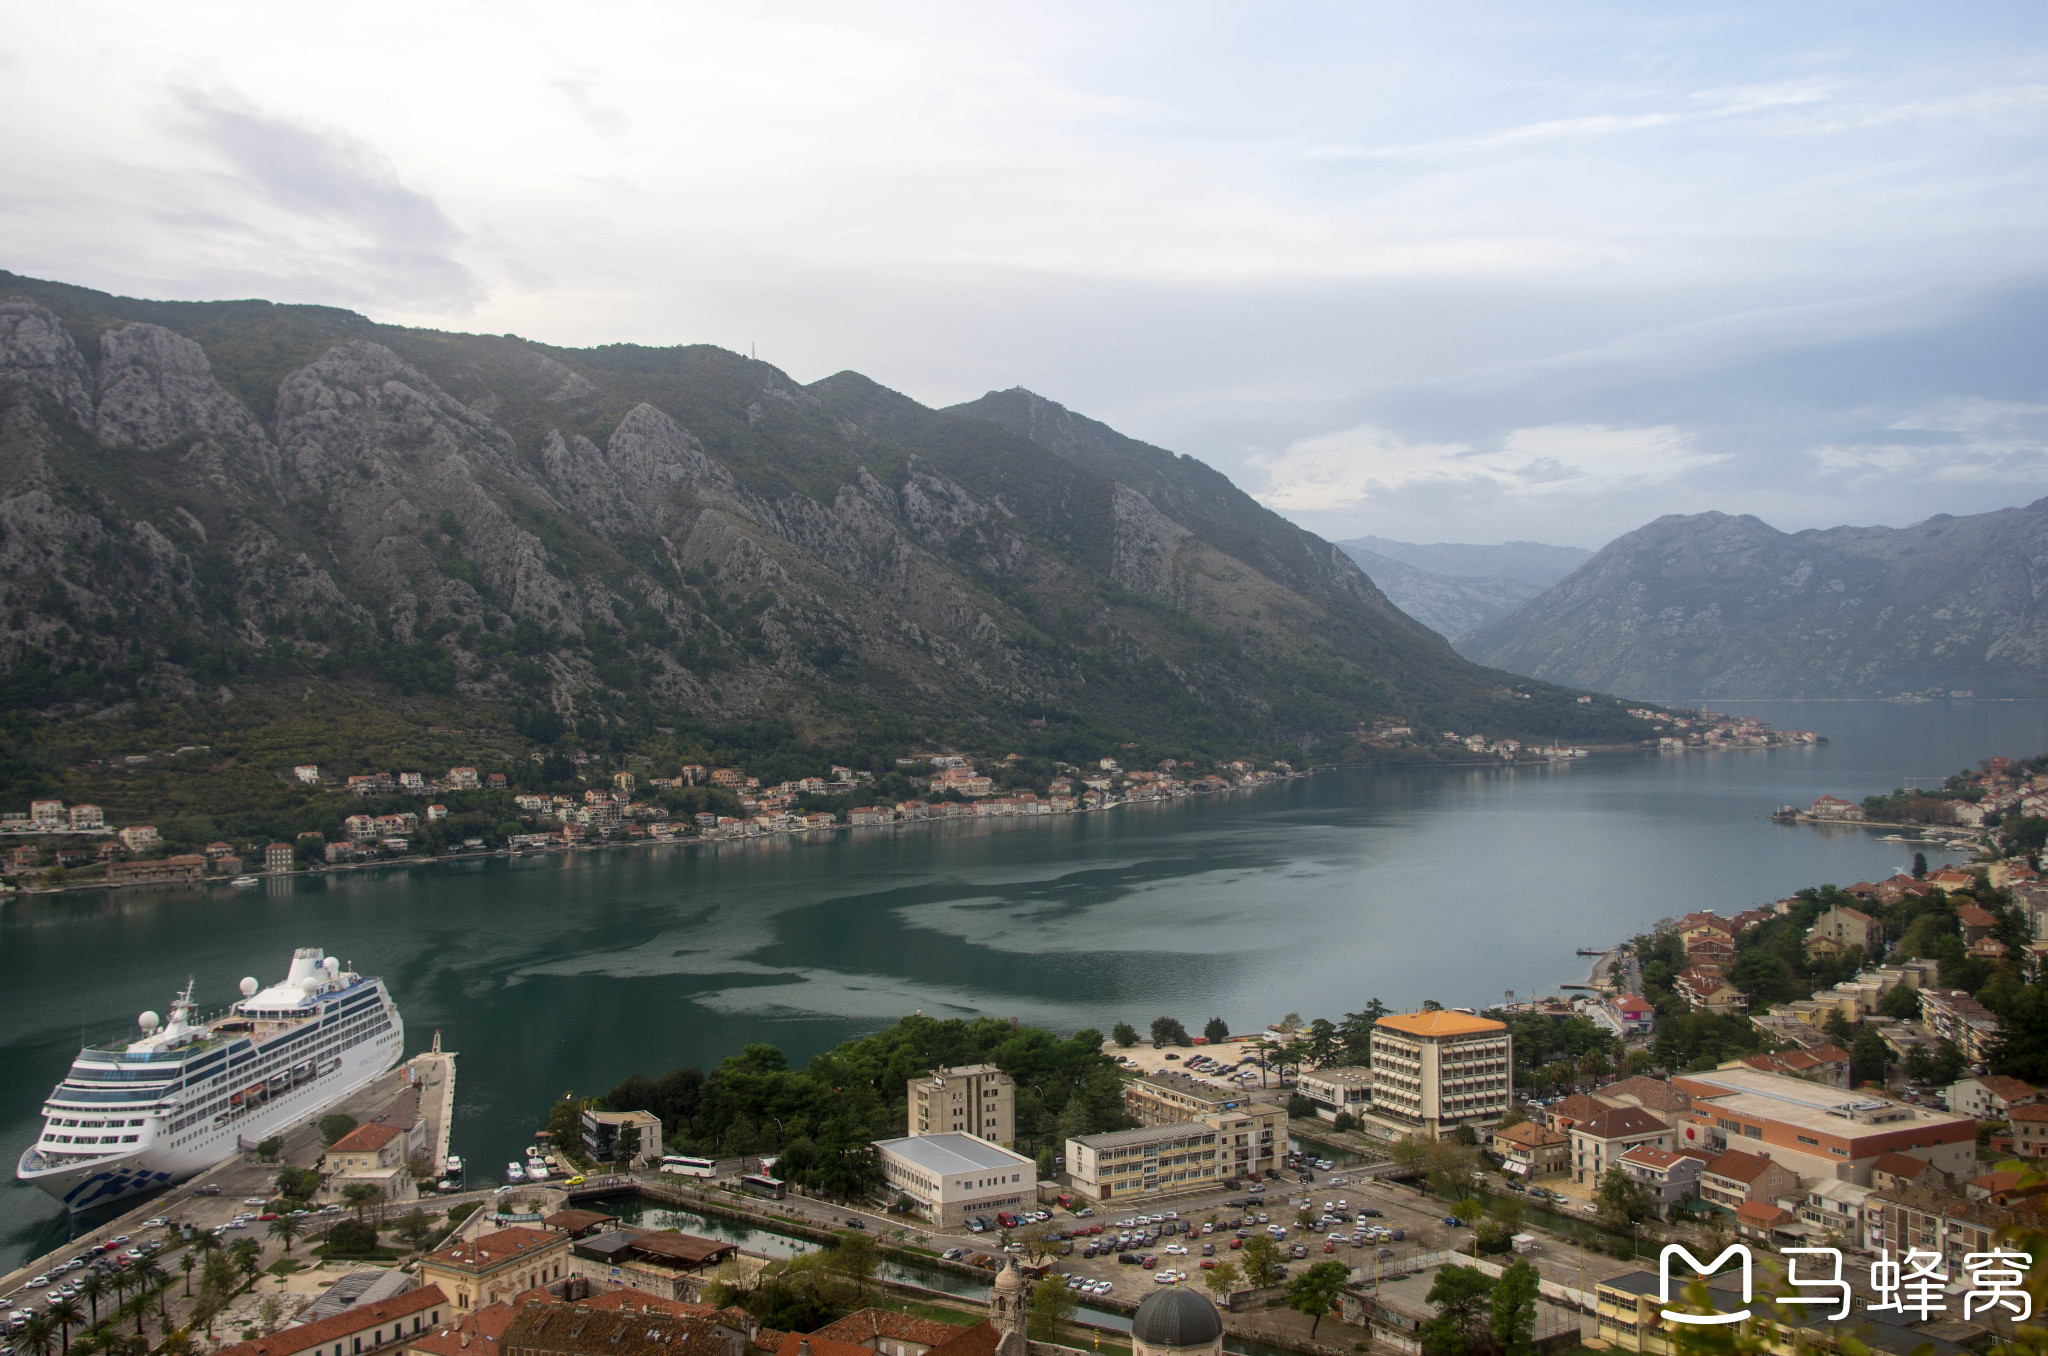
top-left (16, 947), bottom-right (404, 1212)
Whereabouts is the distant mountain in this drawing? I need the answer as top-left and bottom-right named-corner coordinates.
top-left (0, 271), bottom-right (1651, 771)
top-left (1459, 506), bottom-right (2048, 699)
top-left (1335, 537), bottom-right (1591, 640)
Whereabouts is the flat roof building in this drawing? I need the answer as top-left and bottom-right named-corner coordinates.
top-left (1120, 1071), bottom-right (1284, 1179)
top-left (1065, 1122), bottom-right (1223, 1203)
top-left (1366, 1010), bottom-right (1512, 1141)
top-left (874, 1132), bottom-right (1036, 1229)
top-left (1669, 1066), bottom-right (1974, 1185)
top-left (1294, 1067), bottom-right (1371, 1122)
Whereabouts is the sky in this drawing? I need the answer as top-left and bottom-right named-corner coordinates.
top-left (2, 2), bottom-right (2045, 549)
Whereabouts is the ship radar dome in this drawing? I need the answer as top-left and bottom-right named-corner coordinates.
top-left (323, 957), bottom-right (340, 975)
top-left (240, 977), bottom-right (260, 997)
top-left (138, 1011), bottom-right (160, 1031)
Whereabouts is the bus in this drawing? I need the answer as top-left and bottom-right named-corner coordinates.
top-left (659, 1155), bottom-right (718, 1179)
top-left (740, 1173), bottom-right (787, 1200)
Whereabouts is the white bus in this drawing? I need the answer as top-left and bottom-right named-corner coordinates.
top-left (660, 1155), bottom-right (718, 1178)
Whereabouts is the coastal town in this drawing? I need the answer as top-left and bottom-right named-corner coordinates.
top-left (0, 699), bottom-right (1826, 895)
top-left (7, 743), bottom-right (2048, 1356)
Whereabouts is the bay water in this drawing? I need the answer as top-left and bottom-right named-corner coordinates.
top-left (4, 698), bottom-right (2045, 1270)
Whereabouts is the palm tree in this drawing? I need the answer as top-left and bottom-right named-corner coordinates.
top-left (180, 1250), bottom-right (197, 1296)
top-left (134, 1263), bottom-right (169, 1337)
top-left (267, 1215), bottom-right (302, 1254)
top-left (341, 1183), bottom-right (381, 1221)
top-left (47, 1295), bottom-right (84, 1355)
top-left (77, 1271), bottom-right (108, 1328)
top-left (18, 1313), bottom-right (58, 1356)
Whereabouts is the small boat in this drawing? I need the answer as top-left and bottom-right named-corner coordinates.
top-left (527, 1163), bottom-right (549, 1180)
top-left (505, 1162), bottom-right (525, 1182)
top-left (230, 876), bottom-right (259, 887)
top-left (437, 1179), bottom-right (458, 1193)
top-left (446, 1154), bottom-right (464, 1176)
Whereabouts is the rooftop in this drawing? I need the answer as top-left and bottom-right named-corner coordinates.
top-left (1671, 1067), bottom-right (1969, 1138)
top-left (427, 1227), bottom-right (561, 1271)
top-left (1375, 1010), bottom-right (1506, 1038)
top-left (1597, 1076), bottom-right (1692, 1113)
top-left (875, 1132), bottom-right (1034, 1175)
top-left (210, 1286), bottom-right (447, 1356)
top-left (327, 1123), bottom-right (404, 1154)
top-left (1072, 1122), bottom-right (1222, 1152)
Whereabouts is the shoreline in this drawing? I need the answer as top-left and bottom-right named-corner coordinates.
top-left (1, 736), bottom-right (1809, 903)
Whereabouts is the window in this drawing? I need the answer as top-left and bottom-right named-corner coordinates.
top-left (1797, 1135), bottom-right (1819, 1146)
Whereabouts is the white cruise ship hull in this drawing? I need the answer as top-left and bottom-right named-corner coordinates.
top-left (16, 949), bottom-right (406, 1213)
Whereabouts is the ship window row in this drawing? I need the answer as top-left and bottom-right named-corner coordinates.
top-left (47, 1133), bottom-right (141, 1145)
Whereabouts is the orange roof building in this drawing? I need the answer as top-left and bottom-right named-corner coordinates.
top-left (1366, 1009), bottom-right (1512, 1141)
top-left (219, 1287), bottom-right (450, 1356)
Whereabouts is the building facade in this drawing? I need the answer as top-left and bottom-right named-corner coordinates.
top-left (873, 1131), bottom-right (1036, 1228)
top-left (1119, 1071), bottom-right (1284, 1178)
top-left (419, 1229), bottom-right (572, 1314)
top-left (580, 1109), bottom-right (663, 1169)
top-left (1668, 1067), bottom-right (1975, 1184)
top-left (1294, 1067), bottom-right (1371, 1122)
top-left (909, 1065), bottom-right (1016, 1148)
top-left (1365, 1010), bottom-right (1512, 1140)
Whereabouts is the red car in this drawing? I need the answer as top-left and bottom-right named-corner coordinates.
top-left (1228, 1238), bottom-right (1242, 1250)
top-left (1323, 1241), bottom-right (1337, 1253)
top-left (1199, 1260), bottom-right (1218, 1270)
top-left (258, 1213), bottom-right (278, 1222)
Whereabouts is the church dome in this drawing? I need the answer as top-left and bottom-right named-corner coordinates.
top-left (1131, 1289), bottom-right (1223, 1348)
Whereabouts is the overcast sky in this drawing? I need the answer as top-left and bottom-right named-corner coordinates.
top-left (4, 3), bottom-right (2045, 548)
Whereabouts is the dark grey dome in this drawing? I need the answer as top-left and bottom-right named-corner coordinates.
top-left (1131, 1289), bottom-right (1223, 1348)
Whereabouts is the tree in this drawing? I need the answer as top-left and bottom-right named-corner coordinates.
top-left (1391, 1135), bottom-right (1430, 1173)
top-left (46, 1297), bottom-right (82, 1356)
top-left (1240, 1234), bottom-right (1283, 1287)
top-left (1332, 1112), bottom-right (1358, 1132)
top-left (1880, 984), bottom-right (1922, 1021)
top-left (1596, 1167), bottom-right (1656, 1227)
top-left (1851, 1028), bottom-right (1892, 1086)
top-left (341, 1182), bottom-right (384, 1221)
top-left (1150, 1016), bottom-right (1190, 1047)
top-left (1112, 1022), bottom-right (1138, 1047)
top-left (1305, 1018), bottom-right (1339, 1067)
top-left (254, 1136), bottom-right (284, 1162)
top-left (319, 1114), bottom-right (359, 1146)
top-left (268, 1215), bottom-right (303, 1253)
top-left (179, 1251), bottom-right (196, 1297)
top-left (826, 1231), bottom-right (879, 1306)
top-left (1420, 1264), bottom-right (1495, 1356)
top-left (1339, 1001), bottom-right (1389, 1064)
top-left (17, 1314), bottom-right (56, 1356)
top-left (1490, 1260), bottom-right (1540, 1356)
top-left (396, 1210), bottom-right (437, 1252)
top-left (1027, 1276), bottom-right (1079, 1343)
top-left (1203, 1017), bottom-right (1231, 1043)
top-left (1014, 1221), bottom-right (1062, 1265)
top-left (1283, 1260), bottom-right (1349, 1337)
top-left (78, 1271), bottom-right (107, 1327)
top-left (1914, 851), bottom-right (1928, 879)
top-left (1204, 1260), bottom-right (1241, 1303)
top-left (231, 1239), bottom-right (261, 1284)
top-left (615, 1121), bottom-right (642, 1168)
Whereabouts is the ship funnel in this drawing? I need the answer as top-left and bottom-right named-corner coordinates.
top-left (138, 1011), bottom-right (160, 1031)
top-left (240, 977), bottom-right (260, 997)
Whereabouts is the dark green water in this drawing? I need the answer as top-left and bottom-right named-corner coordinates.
top-left (5, 699), bottom-right (2044, 1270)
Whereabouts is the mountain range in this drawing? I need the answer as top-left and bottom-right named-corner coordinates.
top-left (1460, 505), bottom-right (2048, 700)
top-left (1334, 537), bottom-right (1591, 640)
top-left (0, 271), bottom-right (1644, 772)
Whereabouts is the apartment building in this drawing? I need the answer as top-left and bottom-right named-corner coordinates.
top-left (1065, 1121), bottom-right (1226, 1202)
top-left (1918, 989), bottom-right (2003, 1065)
top-left (1119, 1070), bottom-right (1283, 1177)
top-left (1365, 1010), bottom-right (1512, 1140)
top-left (910, 1065), bottom-right (1016, 1148)
top-left (1568, 1106), bottom-right (1672, 1186)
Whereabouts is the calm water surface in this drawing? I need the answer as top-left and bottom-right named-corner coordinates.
top-left (4, 699), bottom-right (2045, 1269)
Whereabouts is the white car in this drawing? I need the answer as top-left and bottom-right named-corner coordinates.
top-left (1164, 1244), bottom-right (1188, 1255)
top-left (243, 1197), bottom-right (266, 1206)
top-left (142, 1218), bottom-right (168, 1229)
top-left (24, 1279), bottom-right (48, 1291)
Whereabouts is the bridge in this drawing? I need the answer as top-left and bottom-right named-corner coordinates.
top-left (560, 1173), bottom-right (640, 1200)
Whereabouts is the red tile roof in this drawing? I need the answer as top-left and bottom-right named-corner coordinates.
top-left (406, 1301), bottom-right (515, 1356)
top-left (770, 1334), bottom-right (872, 1356)
top-left (922, 1324), bottom-right (1002, 1356)
top-left (427, 1227), bottom-right (562, 1272)
top-left (328, 1122), bottom-right (405, 1154)
top-left (217, 1286), bottom-right (447, 1356)
top-left (1735, 1201), bottom-right (1793, 1227)
top-left (1705, 1150), bottom-right (1778, 1184)
top-left (579, 1290), bottom-right (716, 1320)
top-left (812, 1312), bottom-right (969, 1350)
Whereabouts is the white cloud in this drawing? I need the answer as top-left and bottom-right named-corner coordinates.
top-left (1251, 422), bottom-right (1715, 512)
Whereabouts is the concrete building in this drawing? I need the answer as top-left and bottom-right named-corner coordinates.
top-left (1806, 904), bottom-right (1881, 959)
top-left (1918, 988), bottom-right (2003, 1065)
top-left (1490, 1120), bottom-right (1568, 1178)
top-left (1119, 1070), bottom-right (1284, 1178)
top-left (1697, 1150), bottom-right (1801, 1212)
top-left (419, 1228), bottom-right (573, 1314)
top-left (1294, 1066), bottom-right (1371, 1121)
top-left (1568, 1106), bottom-right (1672, 1186)
top-left (210, 1287), bottom-right (449, 1356)
top-left (1617, 1145), bottom-right (1706, 1217)
top-left (580, 1109), bottom-right (663, 1169)
top-left (1365, 1009), bottom-right (1512, 1140)
top-left (1668, 1066), bottom-right (1975, 1184)
top-left (910, 1065), bottom-right (1016, 1148)
top-left (566, 1230), bottom-right (740, 1302)
top-left (1065, 1121), bottom-right (1238, 1202)
top-left (322, 1121), bottom-right (422, 1203)
top-left (874, 1131), bottom-right (1036, 1228)
top-left (1795, 1179), bottom-right (1879, 1251)
top-left (1947, 1073), bottom-right (2039, 1120)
